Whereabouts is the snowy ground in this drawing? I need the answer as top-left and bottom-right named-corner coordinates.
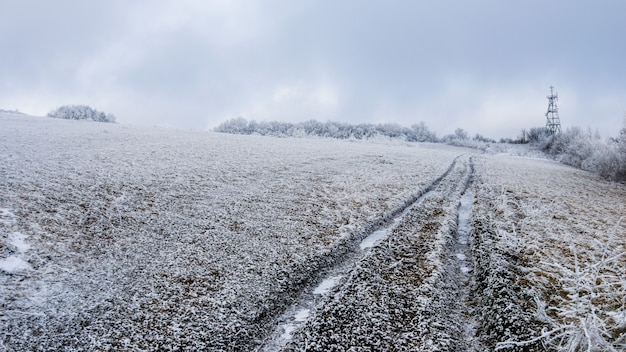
top-left (1, 113), bottom-right (624, 351)
top-left (0, 114), bottom-right (460, 350)
top-left (471, 155), bottom-right (626, 351)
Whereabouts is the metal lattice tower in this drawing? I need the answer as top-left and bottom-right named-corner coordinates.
top-left (545, 85), bottom-right (561, 135)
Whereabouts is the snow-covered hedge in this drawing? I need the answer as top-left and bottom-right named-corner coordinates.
top-left (48, 105), bottom-right (116, 123)
top-left (214, 117), bottom-right (439, 142)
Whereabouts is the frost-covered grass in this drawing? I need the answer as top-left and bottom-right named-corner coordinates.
top-left (0, 114), bottom-right (461, 351)
top-left (475, 155), bottom-right (626, 351)
top-left (3, 113), bottom-right (623, 350)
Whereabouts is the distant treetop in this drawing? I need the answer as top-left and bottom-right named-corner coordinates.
top-left (48, 105), bottom-right (116, 123)
top-left (0, 109), bottom-right (26, 115)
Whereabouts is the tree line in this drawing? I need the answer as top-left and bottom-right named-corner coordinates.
top-left (214, 117), bottom-right (449, 142)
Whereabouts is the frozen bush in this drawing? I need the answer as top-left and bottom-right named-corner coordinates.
top-left (48, 105), bottom-right (116, 123)
top-left (525, 127), bottom-right (550, 143)
top-left (411, 121), bottom-right (439, 142)
top-left (474, 133), bottom-right (497, 143)
top-left (541, 121), bottom-right (626, 182)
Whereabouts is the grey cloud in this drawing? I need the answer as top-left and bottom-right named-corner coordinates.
top-left (1, 0), bottom-right (624, 138)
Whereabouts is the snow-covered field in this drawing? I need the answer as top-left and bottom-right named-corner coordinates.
top-left (1, 113), bottom-right (624, 351)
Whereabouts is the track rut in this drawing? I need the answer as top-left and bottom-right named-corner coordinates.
top-left (258, 155), bottom-right (478, 351)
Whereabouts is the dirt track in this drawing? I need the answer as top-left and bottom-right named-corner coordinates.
top-left (265, 155), bottom-right (625, 351)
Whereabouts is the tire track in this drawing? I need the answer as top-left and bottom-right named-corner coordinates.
top-left (469, 160), bottom-right (546, 351)
top-left (437, 157), bottom-right (483, 351)
top-left (258, 155), bottom-right (474, 351)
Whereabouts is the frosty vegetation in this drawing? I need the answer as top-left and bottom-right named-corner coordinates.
top-left (479, 156), bottom-right (626, 351)
top-left (1, 112), bottom-right (624, 350)
top-left (215, 118), bottom-right (495, 145)
top-left (539, 120), bottom-right (626, 181)
top-left (48, 104), bottom-right (116, 123)
top-left (0, 113), bottom-right (462, 350)
top-left (214, 117), bottom-right (439, 142)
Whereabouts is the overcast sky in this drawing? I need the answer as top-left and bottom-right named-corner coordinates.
top-left (1, 0), bottom-right (625, 138)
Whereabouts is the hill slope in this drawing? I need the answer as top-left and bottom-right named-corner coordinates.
top-left (1, 114), bottom-right (624, 351)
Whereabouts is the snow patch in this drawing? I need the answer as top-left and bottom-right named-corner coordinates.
top-left (266, 308), bottom-right (312, 350)
top-left (294, 308), bottom-right (310, 321)
top-left (280, 324), bottom-right (296, 341)
top-left (359, 229), bottom-right (387, 249)
top-left (0, 256), bottom-right (31, 273)
top-left (1, 232), bottom-right (31, 273)
top-left (9, 232), bottom-right (30, 253)
top-left (313, 276), bottom-right (343, 295)
top-left (457, 189), bottom-right (473, 240)
top-left (0, 208), bottom-right (16, 225)
top-left (276, 309), bottom-right (313, 341)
